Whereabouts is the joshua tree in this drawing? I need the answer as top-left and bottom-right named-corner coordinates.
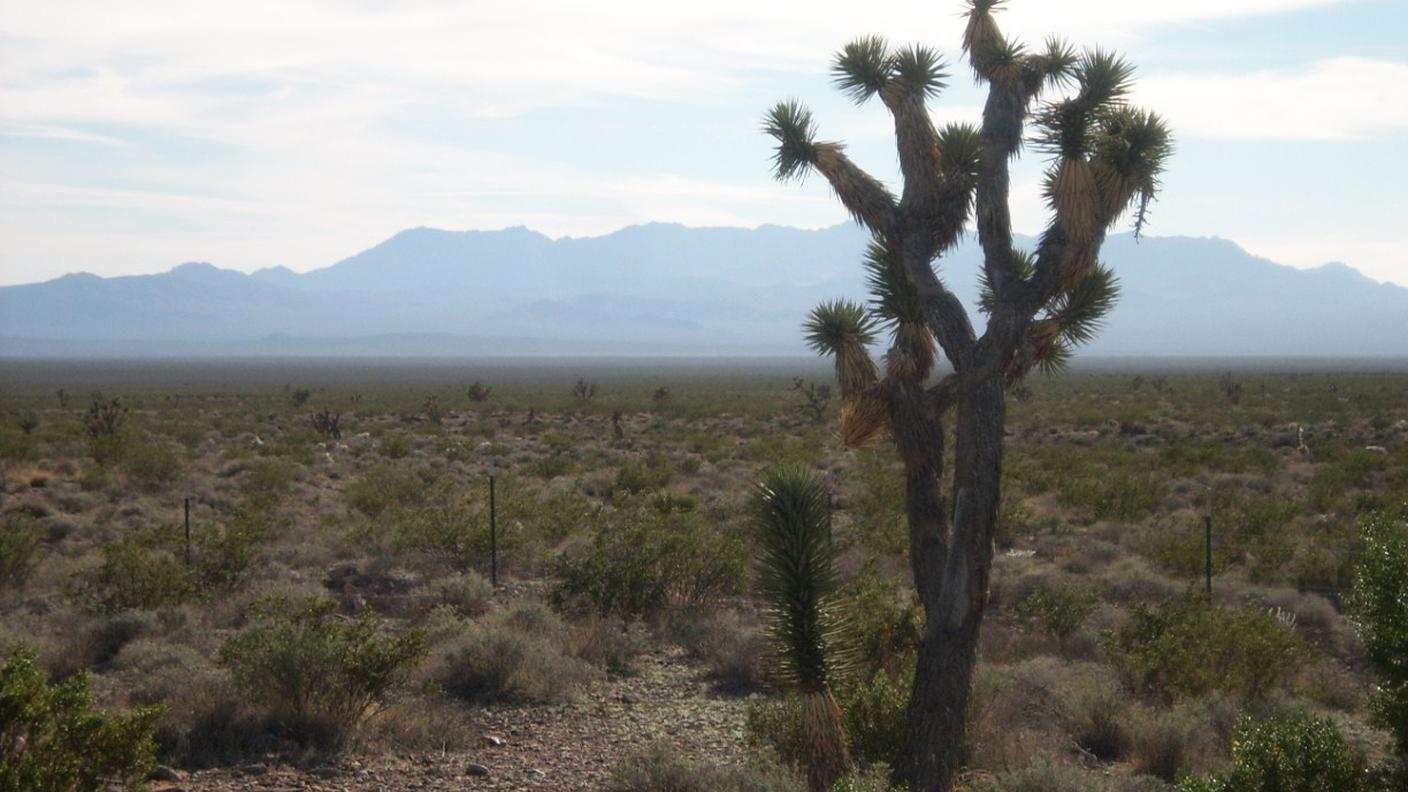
top-left (309, 409), bottom-right (342, 440)
top-left (572, 378), bottom-right (597, 403)
top-left (792, 378), bottom-right (834, 424)
top-left (83, 396), bottom-right (128, 438)
top-left (763, 3), bottom-right (1171, 789)
top-left (466, 382), bottom-right (492, 403)
top-left (752, 465), bottom-right (853, 792)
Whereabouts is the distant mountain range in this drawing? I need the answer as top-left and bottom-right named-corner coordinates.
top-left (2, 223), bottom-right (1405, 357)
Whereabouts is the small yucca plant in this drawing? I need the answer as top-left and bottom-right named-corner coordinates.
top-left (752, 465), bottom-right (852, 791)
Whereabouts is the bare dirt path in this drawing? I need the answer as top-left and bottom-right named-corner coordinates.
top-left (177, 647), bottom-right (753, 791)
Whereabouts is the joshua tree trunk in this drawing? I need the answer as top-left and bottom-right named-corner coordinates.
top-left (764, 3), bottom-right (1171, 790)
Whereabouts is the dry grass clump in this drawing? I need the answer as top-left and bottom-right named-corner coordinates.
top-left (417, 570), bottom-right (493, 617)
top-left (608, 742), bottom-right (799, 792)
top-left (666, 606), bottom-right (768, 693)
top-left (435, 600), bottom-right (600, 704)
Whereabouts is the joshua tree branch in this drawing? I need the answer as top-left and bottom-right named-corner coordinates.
top-left (811, 143), bottom-right (899, 241)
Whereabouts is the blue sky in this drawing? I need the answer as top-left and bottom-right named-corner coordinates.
top-left (1, 0), bottom-right (1405, 286)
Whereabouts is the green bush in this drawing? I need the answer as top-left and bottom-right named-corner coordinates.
top-left (0, 514), bottom-right (43, 589)
top-left (345, 465), bottom-right (424, 518)
top-left (553, 508), bottom-right (746, 615)
top-left (69, 531), bottom-right (196, 613)
top-left (1110, 596), bottom-right (1302, 701)
top-left (0, 648), bottom-right (160, 792)
top-left (1177, 714), bottom-right (1364, 792)
top-left (1012, 582), bottom-right (1097, 649)
top-left (120, 437), bottom-right (180, 489)
top-left (835, 670), bottom-right (909, 766)
top-left (220, 594), bottom-right (425, 748)
top-left (613, 455), bottom-right (674, 496)
top-left (840, 573), bottom-right (920, 676)
top-left (746, 669), bottom-right (909, 769)
top-left (1351, 509), bottom-right (1408, 760)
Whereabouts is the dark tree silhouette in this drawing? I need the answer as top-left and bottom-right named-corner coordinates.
top-left (763, 3), bottom-right (1171, 789)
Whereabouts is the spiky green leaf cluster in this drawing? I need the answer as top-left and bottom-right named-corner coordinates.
top-left (751, 465), bottom-right (850, 692)
top-left (763, 100), bottom-right (818, 181)
top-left (862, 241), bottom-right (923, 327)
top-left (833, 35), bottom-right (892, 104)
top-left (1032, 49), bottom-right (1135, 159)
top-left (893, 45), bottom-right (948, 99)
top-left (1047, 263), bottom-right (1119, 345)
top-left (832, 37), bottom-right (948, 104)
top-left (804, 299), bottom-right (877, 357)
top-left (937, 122), bottom-right (982, 182)
top-left (1091, 107), bottom-right (1173, 236)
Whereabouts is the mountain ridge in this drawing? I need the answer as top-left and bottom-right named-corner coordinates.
top-left (2, 223), bottom-right (1404, 357)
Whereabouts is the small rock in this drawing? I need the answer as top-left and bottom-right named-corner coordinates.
top-left (466, 763), bottom-right (490, 777)
top-left (151, 766), bottom-right (184, 782)
top-left (482, 734), bottom-right (507, 747)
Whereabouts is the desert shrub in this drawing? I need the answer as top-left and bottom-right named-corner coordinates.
top-left (552, 508), bottom-right (746, 615)
top-left (0, 648), bottom-right (160, 792)
top-left (120, 437), bottom-right (180, 489)
top-left (967, 763), bottom-right (1097, 792)
top-left (1176, 714), bottom-right (1364, 792)
top-left (745, 669), bottom-right (909, 769)
top-left (840, 572), bottom-right (920, 676)
top-left (69, 532), bottom-right (197, 613)
top-left (570, 614), bottom-right (651, 676)
top-left (1131, 709), bottom-right (1198, 782)
top-left (0, 427), bottom-right (36, 461)
top-left (346, 465), bottom-right (424, 518)
top-left (436, 601), bottom-right (596, 704)
top-left (850, 448), bottom-right (906, 555)
top-left (419, 572), bottom-right (493, 617)
top-left (0, 514), bottom-right (43, 589)
top-left (1351, 509), bottom-right (1408, 760)
top-left (389, 484), bottom-right (494, 570)
top-left (1011, 581), bottom-right (1097, 650)
top-left (667, 607), bottom-right (768, 693)
top-left (1110, 596), bottom-right (1302, 701)
top-left (1057, 470), bottom-right (1165, 521)
top-left (614, 455), bottom-right (674, 496)
top-left (528, 453), bottom-right (576, 479)
top-left (240, 458), bottom-right (297, 503)
top-left (379, 433), bottom-right (411, 459)
top-left (607, 742), bottom-right (798, 792)
top-left (220, 593), bottom-right (425, 748)
top-left (109, 641), bottom-right (265, 768)
top-left (746, 695), bottom-right (806, 768)
top-left (648, 490), bottom-right (699, 514)
top-left (1070, 688), bottom-right (1132, 762)
top-left (835, 670), bottom-right (909, 765)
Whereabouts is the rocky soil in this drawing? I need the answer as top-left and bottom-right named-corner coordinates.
top-left (171, 647), bottom-right (753, 791)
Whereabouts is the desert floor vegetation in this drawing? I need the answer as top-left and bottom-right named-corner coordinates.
top-left (0, 358), bottom-right (1405, 790)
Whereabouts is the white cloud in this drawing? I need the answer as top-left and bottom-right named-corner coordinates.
top-left (0, 0), bottom-right (1382, 284)
top-left (1137, 57), bottom-right (1408, 141)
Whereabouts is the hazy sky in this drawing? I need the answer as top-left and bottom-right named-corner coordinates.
top-left (1, 0), bottom-right (1405, 286)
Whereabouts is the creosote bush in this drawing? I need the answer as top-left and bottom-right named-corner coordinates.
top-left (1110, 596), bottom-right (1302, 701)
top-left (1176, 713), bottom-right (1365, 792)
top-left (553, 508), bottom-right (746, 616)
top-left (0, 514), bottom-right (43, 590)
top-left (220, 593), bottom-right (425, 749)
top-left (0, 648), bottom-right (160, 792)
top-left (1351, 509), bottom-right (1408, 764)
